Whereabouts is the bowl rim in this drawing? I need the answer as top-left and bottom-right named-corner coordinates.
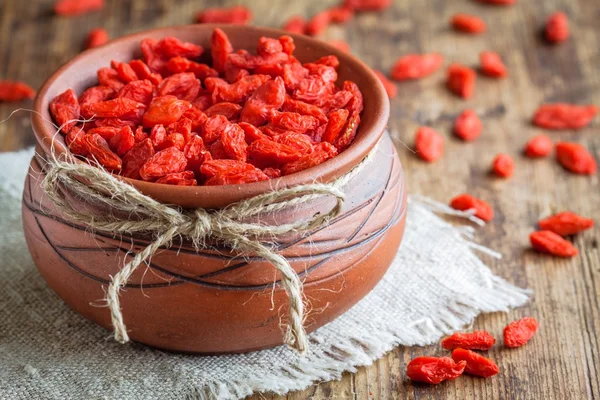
top-left (32, 24), bottom-right (390, 209)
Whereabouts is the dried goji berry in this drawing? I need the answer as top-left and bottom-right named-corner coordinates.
top-left (268, 110), bottom-right (321, 133)
top-left (441, 331), bottom-right (496, 351)
top-left (306, 11), bottom-right (331, 36)
top-left (342, 80), bottom-right (364, 115)
top-left (155, 171), bottom-right (197, 186)
top-left (263, 167), bottom-right (281, 179)
top-left (447, 64), bottom-right (476, 99)
top-left (239, 122), bottom-right (270, 144)
top-left (212, 75), bottom-right (271, 104)
top-left (492, 153), bottom-right (514, 178)
top-left (143, 96), bottom-right (191, 128)
top-left (195, 5), bottom-right (252, 24)
top-left (221, 123), bottom-right (248, 162)
top-left (65, 126), bottom-right (88, 156)
top-left (112, 60), bottom-right (138, 83)
top-left (203, 115), bottom-right (230, 145)
top-left (158, 72), bottom-right (201, 102)
top-left (282, 142), bottom-right (338, 175)
top-left (129, 59), bottom-right (163, 86)
top-left (118, 79), bottom-right (154, 105)
top-left (406, 357), bottom-right (466, 385)
top-left (229, 52), bottom-right (289, 70)
top-left (454, 109), bottom-right (482, 141)
top-left (390, 53), bottom-right (444, 81)
top-left (139, 147), bottom-right (187, 181)
top-left (84, 28), bottom-right (108, 50)
top-left (201, 160), bottom-right (269, 185)
top-left (532, 104), bottom-right (597, 130)
top-left (93, 118), bottom-right (136, 129)
top-left (503, 317), bottom-right (539, 348)
top-left (415, 126), bottom-right (444, 163)
top-left (123, 140), bottom-right (157, 180)
top-left (322, 109), bottom-right (350, 144)
top-left (183, 135), bottom-right (211, 171)
top-left (343, 0), bottom-right (391, 11)
top-left (82, 97), bottom-right (145, 119)
top-left (274, 132), bottom-right (314, 154)
top-left (257, 37), bottom-right (283, 56)
top-left (328, 6), bottom-right (354, 23)
top-left (97, 67), bottom-right (125, 91)
top-left (241, 77), bottom-right (286, 126)
top-left (282, 63), bottom-right (310, 91)
top-left (480, 51), bottom-right (507, 78)
top-left (451, 349), bottom-right (499, 378)
top-left (282, 98), bottom-right (328, 124)
top-left (452, 14), bottom-right (487, 34)
top-left (279, 35), bottom-right (295, 56)
top-left (49, 89), bottom-right (80, 132)
top-left (538, 211), bottom-right (594, 237)
top-left (183, 106), bottom-right (208, 131)
top-left (79, 86), bottom-right (114, 109)
top-left (318, 90), bottom-right (353, 114)
top-left (545, 12), bottom-right (569, 44)
top-left (530, 230), bottom-right (578, 257)
top-left (109, 125), bottom-right (135, 156)
top-left (555, 142), bottom-right (597, 175)
top-left (283, 16), bottom-right (307, 34)
top-left (84, 133), bottom-right (122, 170)
top-left (524, 135), bottom-right (553, 158)
top-left (450, 194), bottom-right (494, 221)
top-left (87, 126), bottom-right (119, 141)
top-left (205, 102), bottom-right (243, 120)
top-left (334, 112), bottom-right (360, 151)
top-left (373, 70), bottom-right (397, 99)
top-left (249, 138), bottom-right (302, 167)
top-left (134, 126), bottom-right (147, 142)
top-left (210, 28), bottom-right (234, 75)
top-left (0, 80), bottom-right (36, 102)
top-left (54, 0), bottom-right (104, 16)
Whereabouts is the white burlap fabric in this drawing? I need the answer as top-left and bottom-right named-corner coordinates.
top-left (0, 148), bottom-right (530, 400)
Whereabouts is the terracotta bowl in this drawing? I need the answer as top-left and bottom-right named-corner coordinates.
top-left (22, 24), bottom-right (407, 353)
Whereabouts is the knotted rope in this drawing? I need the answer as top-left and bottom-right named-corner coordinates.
top-left (40, 148), bottom-right (374, 353)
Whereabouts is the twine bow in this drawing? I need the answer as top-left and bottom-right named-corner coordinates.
top-left (40, 149), bottom-right (374, 353)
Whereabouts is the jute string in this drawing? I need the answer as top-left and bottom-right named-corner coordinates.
top-left (40, 147), bottom-right (374, 353)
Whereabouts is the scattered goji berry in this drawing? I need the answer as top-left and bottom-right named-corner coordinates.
top-left (0, 80), bottom-right (36, 102)
top-left (406, 357), bottom-right (466, 384)
top-left (49, 89), bottom-right (80, 132)
top-left (306, 11), bottom-right (332, 36)
top-left (441, 331), bottom-right (496, 351)
top-left (328, 6), bottom-right (354, 23)
top-left (283, 16), bottom-right (307, 34)
top-left (415, 126), bottom-right (444, 163)
top-left (538, 212), bottom-right (594, 237)
top-left (480, 51), bottom-right (507, 78)
top-left (195, 6), bottom-right (252, 24)
top-left (390, 53), bottom-right (444, 81)
top-left (503, 317), bottom-right (539, 348)
top-left (532, 103), bottom-right (597, 130)
top-left (84, 28), bottom-right (108, 50)
top-left (447, 64), bottom-right (476, 99)
top-left (545, 12), bottom-right (569, 43)
top-left (54, 0), bottom-right (104, 16)
top-left (530, 230), bottom-right (578, 257)
top-left (452, 14), bottom-right (487, 34)
top-left (450, 194), bottom-right (494, 221)
top-left (373, 70), bottom-right (397, 99)
top-left (524, 135), bottom-right (553, 158)
top-left (555, 142), bottom-right (597, 175)
top-left (343, 0), bottom-right (391, 11)
top-left (451, 349), bottom-right (499, 378)
top-left (453, 109), bottom-right (482, 141)
top-left (492, 153), bottom-right (514, 178)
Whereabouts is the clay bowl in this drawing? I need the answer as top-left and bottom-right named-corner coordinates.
top-left (22, 24), bottom-right (407, 353)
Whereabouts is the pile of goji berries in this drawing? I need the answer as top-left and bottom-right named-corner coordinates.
top-left (48, 29), bottom-right (364, 186)
top-left (407, 317), bottom-right (538, 384)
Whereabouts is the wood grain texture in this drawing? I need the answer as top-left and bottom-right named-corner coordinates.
top-left (0, 0), bottom-right (598, 398)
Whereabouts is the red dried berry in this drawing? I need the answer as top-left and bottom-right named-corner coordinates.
top-left (545, 12), bottom-right (569, 43)
top-left (257, 37), bottom-right (283, 56)
top-left (406, 356), bottom-right (466, 385)
top-left (195, 6), bottom-right (252, 24)
top-left (447, 64), bottom-right (476, 99)
top-left (390, 53), bottom-right (444, 81)
top-left (524, 135), bottom-right (553, 158)
top-left (450, 194), bottom-right (494, 221)
top-left (158, 72), bottom-right (201, 102)
top-left (334, 111), bottom-right (360, 151)
top-left (555, 142), bottom-right (597, 175)
top-left (504, 317), bottom-right (539, 348)
top-left (322, 109), bottom-right (350, 144)
top-left (82, 97), bottom-right (145, 119)
top-left (268, 110), bottom-right (321, 133)
top-left (282, 98), bottom-right (328, 124)
top-left (306, 11), bottom-right (332, 36)
top-left (533, 104), bottom-right (597, 130)
top-left (84, 133), bottom-right (122, 170)
top-left (0, 80), bottom-right (36, 102)
top-left (129, 60), bottom-right (163, 86)
top-left (328, 6), bottom-right (354, 23)
top-left (452, 14), bottom-right (487, 34)
top-left (249, 139), bottom-right (302, 167)
top-left (492, 153), bottom-right (514, 178)
top-left (201, 160), bottom-right (269, 185)
top-left (97, 67), bottom-right (124, 91)
top-left (87, 126), bottom-right (119, 141)
top-left (49, 89), bottom-right (80, 132)
top-left (240, 77), bottom-right (286, 126)
top-left (79, 86), bottom-right (114, 109)
top-left (155, 171), bottom-right (197, 186)
top-left (118, 79), bottom-right (154, 105)
top-left (143, 96), bottom-right (191, 128)
top-left (538, 212), bottom-right (594, 237)
top-left (415, 126), bottom-right (444, 163)
top-left (373, 70), bottom-right (397, 99)
top-left (65, 126), bottom-right (88, 156)
top-left (451, 349), bottom-right (499, 378)
top-left (54, 0), bottom-right (103, 16)
top-left (139, 147), bottom-right (187, 181)
top-left (442, 331), bottom-right (496, 351)
top-left (282, 142), bottom-right (338, 175)
top-left (112, 60), bottom-right (138, 83)
top-left (343, 0), bottom-right (391, 11)
top-left (283, 16), bottom-right (307, 34)
top-left (84, 28), bottom-right (108, 49)
top-left (221, 123), bottom-right (248, 162)
top-left (530, 230), bottom-right (578, 257)
top-left (109, 126), bottom-right (135, 156)
top-left (454, 110), bottom-right (482, 141)
top-left (480, 51), bottom-right (508, 78)
top-left (205, 102), bottom-right (243, 120)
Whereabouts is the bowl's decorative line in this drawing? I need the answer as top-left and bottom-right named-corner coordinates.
top-left (23, 154), bottom-right (405, 292)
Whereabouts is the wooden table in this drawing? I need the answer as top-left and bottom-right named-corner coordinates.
top-left (1, 0), bottom-right (598, 398)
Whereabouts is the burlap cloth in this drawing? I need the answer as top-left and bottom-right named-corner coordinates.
top-left (0, 148), bottom-right (530, 400)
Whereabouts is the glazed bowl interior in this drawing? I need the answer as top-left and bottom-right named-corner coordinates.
top-left (32, 24), bottom-right (389, 209)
